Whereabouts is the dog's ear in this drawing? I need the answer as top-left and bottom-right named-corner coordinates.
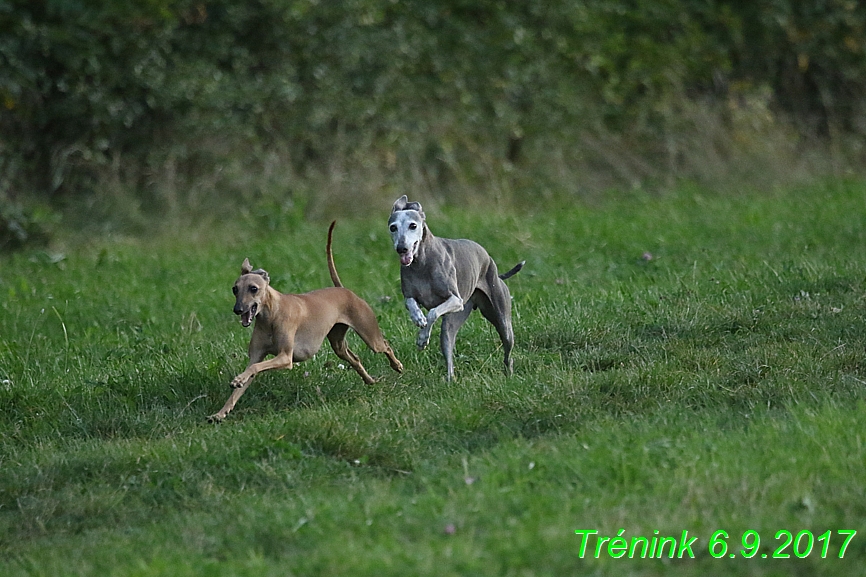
top-left (252, 268), bottom-right (270, 283)
top-left (392, 195), bottom-right (409, 213)
top-left (392, 195), bottom-right (425, 218)
top-left (406, 201), bottom-right (424, 218)
top-left (241, 258), bottom-right (253, 275)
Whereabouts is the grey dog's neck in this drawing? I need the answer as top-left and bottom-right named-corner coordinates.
top-left (413, 223), bottom-right (436, 263)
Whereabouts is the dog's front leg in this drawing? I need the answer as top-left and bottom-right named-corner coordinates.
top-left (231, 352), bottom-right (294, 389)
top-left (416, 294), bottom-right (464, 350)
top-left (210, 355), bottom-right (292, 423)
top-left (405, 297), bottom-right (427, 328)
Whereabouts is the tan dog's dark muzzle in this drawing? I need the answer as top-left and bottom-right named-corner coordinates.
top-left (234, 303), bottom-right (257, 327)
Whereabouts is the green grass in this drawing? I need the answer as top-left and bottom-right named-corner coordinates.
top-left (1, 181), bottom-right (865, 576)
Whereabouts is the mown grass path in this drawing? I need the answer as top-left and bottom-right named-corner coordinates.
top-left (1, 182), bottom-right (864, 575)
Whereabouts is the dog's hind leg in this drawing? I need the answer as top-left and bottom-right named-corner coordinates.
top-left (328, 324), bottom-right (377, 384)
top-left (382, 341), bottom-right (403, 373)
top-left (474, 286), bottom-right (515, 376)
top-left (347, 304), bottom-right (404, 374)
top-left (440, 303), bottom-right (474, 381)
top-left (368, 337), bottom-right (403, 375)
top-left (363, 335), bottom-right (403, 374)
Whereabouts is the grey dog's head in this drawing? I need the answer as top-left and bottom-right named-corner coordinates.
top-left (388, 195), bottom-right (425, 266)
top-left (232, 258), bottom-right (270, 327)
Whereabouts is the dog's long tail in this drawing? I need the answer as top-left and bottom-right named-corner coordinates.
top-left (327, 220), bottom-right (344, 288)
top-left (499, 260), bottom-right (525, 280)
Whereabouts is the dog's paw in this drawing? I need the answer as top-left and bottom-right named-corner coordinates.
top-left (206, 413), bottom-right (225, 424)
top-left (416, 327), bottom-right (431, 350)
top-left (410, 310), bottom-right (427, 328)
top-left (230, 375), bottom-right (248, 389)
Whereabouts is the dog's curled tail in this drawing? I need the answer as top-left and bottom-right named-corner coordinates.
top-left (499, 260), bottom-right (525, 281)
top-left (327, 220), bottom-right (343, 288)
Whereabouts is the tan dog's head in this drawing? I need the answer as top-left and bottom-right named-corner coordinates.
top-left (232, 258), bottom-right (270, 327)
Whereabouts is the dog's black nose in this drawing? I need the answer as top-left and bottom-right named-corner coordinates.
top-left (396, 246), bottom-right (408, 254)
top-left (233, 305), bottom-right (243, 315)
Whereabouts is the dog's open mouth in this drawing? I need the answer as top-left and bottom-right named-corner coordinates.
top-left (240, 303), bottom-right (257, 327)
top-left (398, 242), bottom-right (418, 266)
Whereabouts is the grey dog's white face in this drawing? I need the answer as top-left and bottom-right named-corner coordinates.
top-left (388, 209), bottom-right (424, 266)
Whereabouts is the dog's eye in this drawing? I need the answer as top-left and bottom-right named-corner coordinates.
top-left (409, 223), bottom-right (417, 230)
top-left (232, 286), bottom-right (238, 295)
top-left (389, 224), bottom-right (397, 233)
top-left (249, 286), bottom-right (258, 294)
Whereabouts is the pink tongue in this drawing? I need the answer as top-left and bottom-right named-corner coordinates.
top-left (400, 253), bottom-right (413, 266)
top-left (242, 311), bottom-right (252, 326)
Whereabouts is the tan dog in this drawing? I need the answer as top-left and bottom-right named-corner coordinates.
top-left (208, 221), bottom-right (403, 422)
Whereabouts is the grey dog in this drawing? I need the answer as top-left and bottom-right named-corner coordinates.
top-left (388, 195), bottom-right (524, 380)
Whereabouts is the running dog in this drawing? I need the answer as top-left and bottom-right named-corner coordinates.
top-left (388, 196), bottom-right (523, 380)
top-left (208, 222), bottom-right (403, 422)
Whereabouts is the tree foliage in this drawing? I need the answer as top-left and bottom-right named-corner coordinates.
top-left (1, 0), bottom-right (865, 234)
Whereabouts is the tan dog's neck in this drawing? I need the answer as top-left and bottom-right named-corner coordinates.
top-left (253, 285), bottom-right (282, 324)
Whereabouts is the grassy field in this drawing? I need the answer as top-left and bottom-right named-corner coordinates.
top-left (1, 181), bottom-right (865, 576)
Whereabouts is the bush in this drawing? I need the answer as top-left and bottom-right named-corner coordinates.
top-left (0, 0), bottom-right (865, 229)
top-left (0, 197), bottom-right (56, 251)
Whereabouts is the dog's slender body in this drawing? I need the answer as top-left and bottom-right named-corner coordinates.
top-left (208, 222), bottom-right (402, 422)
top-left (388, 196), bottom-right (523, 380)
